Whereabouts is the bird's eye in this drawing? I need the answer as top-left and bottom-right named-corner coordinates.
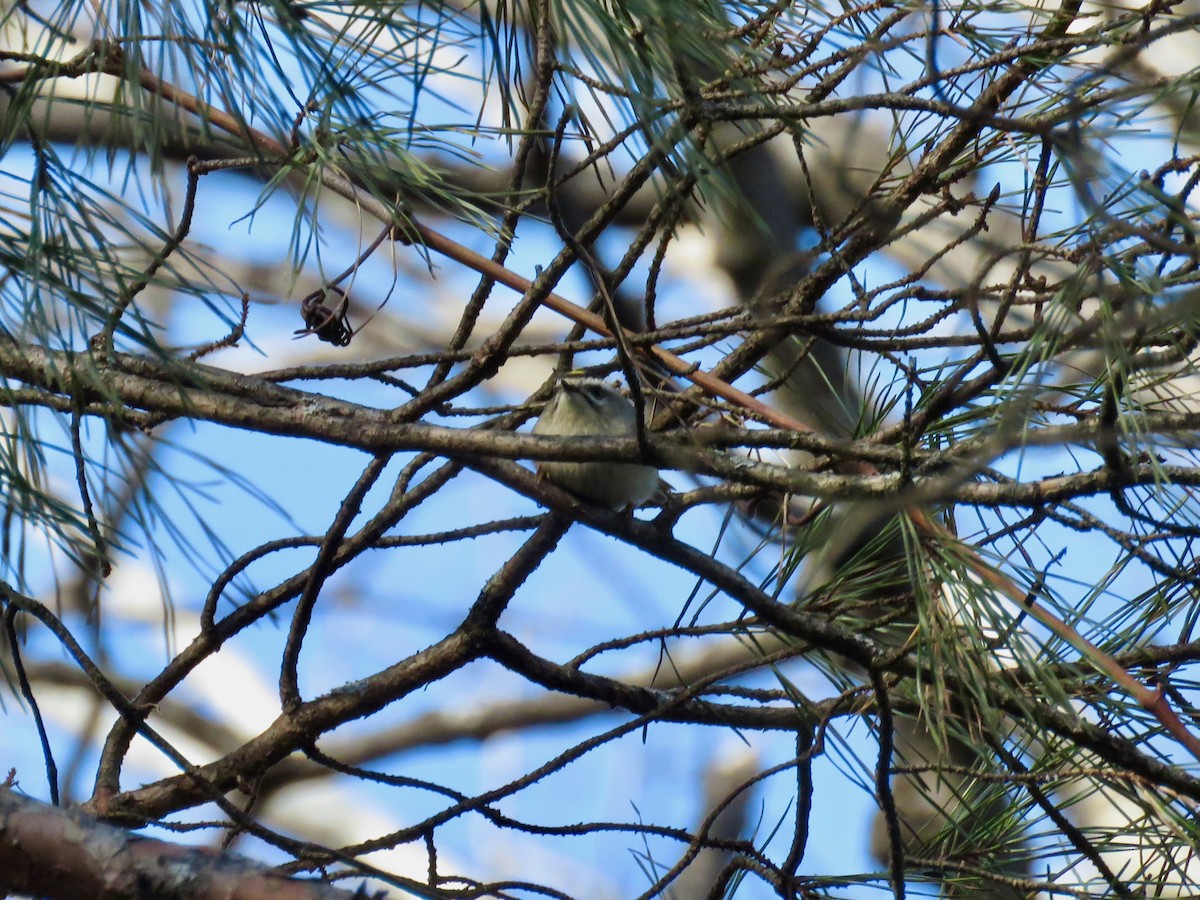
top-left (579, 385), bottom-right (608, 407)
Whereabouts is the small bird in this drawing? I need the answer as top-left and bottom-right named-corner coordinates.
top-left (532, 376), bottom-right (662, 509)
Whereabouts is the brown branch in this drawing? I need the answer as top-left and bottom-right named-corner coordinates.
top-left (0, 785), bottom-right (375, 900)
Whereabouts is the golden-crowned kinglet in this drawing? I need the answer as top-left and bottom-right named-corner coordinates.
top-left (532, 376), bottom-right (661, 509)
